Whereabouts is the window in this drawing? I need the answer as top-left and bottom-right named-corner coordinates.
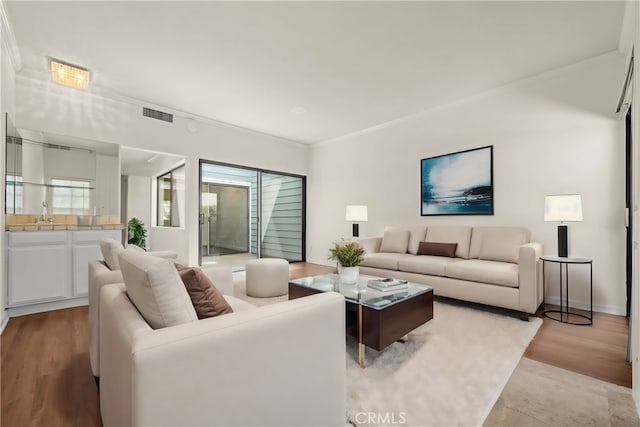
top-left (6, 175), bottom-right (23, 213)
top-left (157, 165), bottom-right (185, 227)
top-left (50, 179), bottom-right (92, 214)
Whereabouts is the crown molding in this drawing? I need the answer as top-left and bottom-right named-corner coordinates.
top-left (0, 0), bottom-right (22, 72)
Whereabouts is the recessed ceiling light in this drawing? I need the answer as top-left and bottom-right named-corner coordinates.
top-left (289, 106), bottom-right (307, 115)
top-left (50, 60), bottom-right (90, 90)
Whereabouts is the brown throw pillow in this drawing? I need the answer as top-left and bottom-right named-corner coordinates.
top-left (417, 241), bottom-right (458, 258)
top-left (175, 264), bottom-right (233, 319)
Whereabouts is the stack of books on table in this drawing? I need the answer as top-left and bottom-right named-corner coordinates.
top-left (367, 278), bottom-right (409, 292)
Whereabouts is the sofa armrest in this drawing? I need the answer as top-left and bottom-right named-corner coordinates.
top-left (518, 242), bottom-right (543, 314)
top-left (355, 237), bottom-right (382, 254)
top-left (100, 285), bottom-right (346, 427)
top-left (202, 265), bottom-right (234, 296)
top-left (88, 260), bottom-right (124, 377)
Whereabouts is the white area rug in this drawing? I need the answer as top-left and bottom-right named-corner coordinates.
top-left (345, 300), bottom-right (542, 427)
top-left (231, 274), bottom-right (541, 427)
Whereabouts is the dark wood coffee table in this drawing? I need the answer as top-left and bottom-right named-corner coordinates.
top-left (289, 274), bottom-right (434, 367)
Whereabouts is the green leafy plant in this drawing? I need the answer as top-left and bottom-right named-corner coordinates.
top-left (328, 239), bottom-right (365, 267)
top-left (127, 217), bottom-right (147, 249)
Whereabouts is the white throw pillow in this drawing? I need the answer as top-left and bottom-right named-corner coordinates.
top-left (379, 230), bottom-right (410, 254)
top-left (118, 247), bottom-right (197, 329)
top-left (100, 237), bottom-right (125, 271)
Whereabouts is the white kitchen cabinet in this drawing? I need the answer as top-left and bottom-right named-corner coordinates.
top-left (72, 230), bottom-right (121, 296)
top-left (7, 231), bottom-right (69, 305)
top-left (6, 229), bottom-right (122, 313)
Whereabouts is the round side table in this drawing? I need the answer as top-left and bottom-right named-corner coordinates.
top-left (541, 256), bottom-right (593, 326)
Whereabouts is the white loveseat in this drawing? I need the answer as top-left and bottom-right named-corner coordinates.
top-left (98, 249), bottom-right (346, 427)
top-left (88, 258), bottom-right (233, 377)
top-left (88, 238), bottom-right (186, 377)
top-left (356, 226), bottom-right (543, 316)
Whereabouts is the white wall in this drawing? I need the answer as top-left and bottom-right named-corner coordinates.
top-left (125, 175), bottom-right (152, 247)
top-left (309, 51), bottom-right (626, 315)
top-left (14, 75), bottom-right (308, 266)
top-left (149, 227), bottom-right (190, 264)
top-left (95, 154), bottom-right (119, 215)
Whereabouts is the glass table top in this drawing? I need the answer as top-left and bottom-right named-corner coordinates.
top-left (289, 274), bottom-right (432, 310)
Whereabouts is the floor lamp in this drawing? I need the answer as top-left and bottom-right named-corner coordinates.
top-left (544, 194), bottom-right (583, 257)
top-left (345, 205), bottom-right (368, 237)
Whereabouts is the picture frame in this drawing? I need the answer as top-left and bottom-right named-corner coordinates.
top-left (421, 145), bottom-right (494, 216)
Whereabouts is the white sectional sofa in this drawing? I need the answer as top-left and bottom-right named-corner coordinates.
top-left (356, 226), bottom-right (543, 316)
top-left (98, 248), bottom-right (346, 426)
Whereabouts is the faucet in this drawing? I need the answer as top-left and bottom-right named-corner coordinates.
top-left (38, 201), bottom-right (52, 223)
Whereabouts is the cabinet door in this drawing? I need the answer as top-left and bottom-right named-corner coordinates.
top-left (71, 230), bottom-right (122, 296)
top-left (72, 245), bottom-right (103, 296)
top-left (8, 245), bottom-right (70, 305)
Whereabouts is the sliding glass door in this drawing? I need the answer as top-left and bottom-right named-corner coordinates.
top-left (201, 182), bottom-right (250, 257)
top-left (199, 161), bottom-right (305, 270)
top-left (261, 173), bottom-right (304, 260)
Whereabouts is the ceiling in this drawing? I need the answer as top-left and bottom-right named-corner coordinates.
top-left (4, 1), bottom-right (626, 144)
top-left (120, 147), bottom-right (184, 177)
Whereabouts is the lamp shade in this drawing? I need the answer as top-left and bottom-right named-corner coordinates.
top-left (544, 195), bottom-right (583, 222)
top-left (345, 205), bottom-right (368, 222)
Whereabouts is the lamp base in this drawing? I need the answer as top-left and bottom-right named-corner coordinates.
top-left (558, 225), bottom-right (568, 257)
top-left (352, 223), bottom-right (359, 238)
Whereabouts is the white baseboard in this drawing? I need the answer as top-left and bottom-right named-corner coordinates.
top-left (544, 296), bottom-right (625, 316)
top-left (6, 297), bottom-right (88, 317)
top-left (0, 310), bottom-right (9, 334)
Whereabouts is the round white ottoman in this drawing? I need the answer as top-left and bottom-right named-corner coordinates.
top-left (245, 258), bottom-right (289, 298)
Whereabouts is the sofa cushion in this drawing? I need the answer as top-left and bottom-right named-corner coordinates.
top-left (118, 248), bottom-right (198, 329)
top-left (425, 226), bottom-right (472, 259)
top-left (360, 253), bottom-right (412, 270)
top-left (398, 255), bottom-right (462, 277)
top-left (176, 265), bottom-right (234, 319)
top-left (100, 238), bottom-right (125, 270)
top-left (417, 241), bottom-right (458, 258)
top-left (386, 226), bottom-right (427, 254)
top-left (469, 227), bottom-right (530, 263)
top-left (445, 259), bottom-right (519, 288)
top-left (379, 230), bottom-right (410, 254)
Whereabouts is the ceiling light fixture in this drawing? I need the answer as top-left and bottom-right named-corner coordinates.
top-left (50, 60), bottom-right (90, 89)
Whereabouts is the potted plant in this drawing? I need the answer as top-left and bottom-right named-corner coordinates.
top-left (127, 217), bottom-right (147, 249)
top-left (328, 239), bottom-right (365, 284)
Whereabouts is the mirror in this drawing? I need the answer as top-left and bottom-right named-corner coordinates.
top-left (5, 124), bottom-right (119, 216)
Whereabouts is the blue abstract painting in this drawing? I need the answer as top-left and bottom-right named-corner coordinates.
top-left (421, 146), bottom-right (493, 216)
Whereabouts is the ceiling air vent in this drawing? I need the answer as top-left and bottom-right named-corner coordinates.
top-left (143, 107), bottom-right (173, 123)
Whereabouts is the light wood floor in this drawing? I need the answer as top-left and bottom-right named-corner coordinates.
top-left (526, 304), bottom-right (632, 388)
top-left (1, 262), bottom-right (633, 426)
